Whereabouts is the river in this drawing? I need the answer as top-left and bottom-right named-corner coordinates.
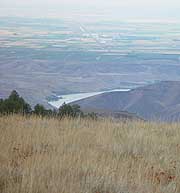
top-left (48, 88), bottom-right (130, 108)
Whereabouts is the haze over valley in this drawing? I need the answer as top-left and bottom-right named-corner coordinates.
top-left (1, 17), bottom-right (180, 108)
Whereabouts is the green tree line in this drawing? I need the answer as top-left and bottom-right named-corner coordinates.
top-left (0, 90), bottom-right (97, 119)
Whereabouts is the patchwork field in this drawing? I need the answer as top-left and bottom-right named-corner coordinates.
top-left (0, 115), bottom-right (180, 193)
top-left (1, 18), bottom-right (180, 106)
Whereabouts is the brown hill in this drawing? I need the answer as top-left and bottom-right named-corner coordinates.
top-left (72, 81), bottom-right (180, 121)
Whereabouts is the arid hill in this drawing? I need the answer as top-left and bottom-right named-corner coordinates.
top-left (72, 81), bottom-right (180, 121)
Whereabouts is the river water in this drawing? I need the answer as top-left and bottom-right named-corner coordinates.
top-left (48, 89), bottom-right (130, 108)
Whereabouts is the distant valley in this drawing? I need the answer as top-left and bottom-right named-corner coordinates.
top-left (1, 17), bottom-right (180, 110)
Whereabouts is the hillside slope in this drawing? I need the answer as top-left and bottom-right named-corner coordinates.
top-left (0, 115), bottom-right (179, 193)
top-left (72, 81), bottom-right (180, 121)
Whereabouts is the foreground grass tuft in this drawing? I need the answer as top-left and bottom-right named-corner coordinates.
top-left (0, 115), bottom-right (180, 193)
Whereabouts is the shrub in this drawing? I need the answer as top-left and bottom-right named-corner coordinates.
top-left (86, 112), bottom-right (98, 120)
top-left (58, 103), bottom-right (83, 118)
top-left (34, 104), bottom-right (47, 116)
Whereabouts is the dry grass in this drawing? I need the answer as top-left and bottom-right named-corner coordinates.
top-left (0, 115), bottom-right (180, 193)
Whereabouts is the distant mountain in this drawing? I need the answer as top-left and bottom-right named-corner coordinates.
top-left (72, 81), bottom-right (180, 121)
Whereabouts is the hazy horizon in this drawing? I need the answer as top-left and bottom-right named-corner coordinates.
top-left (1, 0), bottom-right (180, 22)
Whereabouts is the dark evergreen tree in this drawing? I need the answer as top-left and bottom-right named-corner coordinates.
top-left (2, 90), bottom-right (31, 114)
top-left (0, 90), bottom-right (97, 119)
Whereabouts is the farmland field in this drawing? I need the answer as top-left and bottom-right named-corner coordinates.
top-left (1, 17), bottom-right (180, 106)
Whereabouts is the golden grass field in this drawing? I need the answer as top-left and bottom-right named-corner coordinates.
top-left (0, 115), bottom-right (180, 193)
